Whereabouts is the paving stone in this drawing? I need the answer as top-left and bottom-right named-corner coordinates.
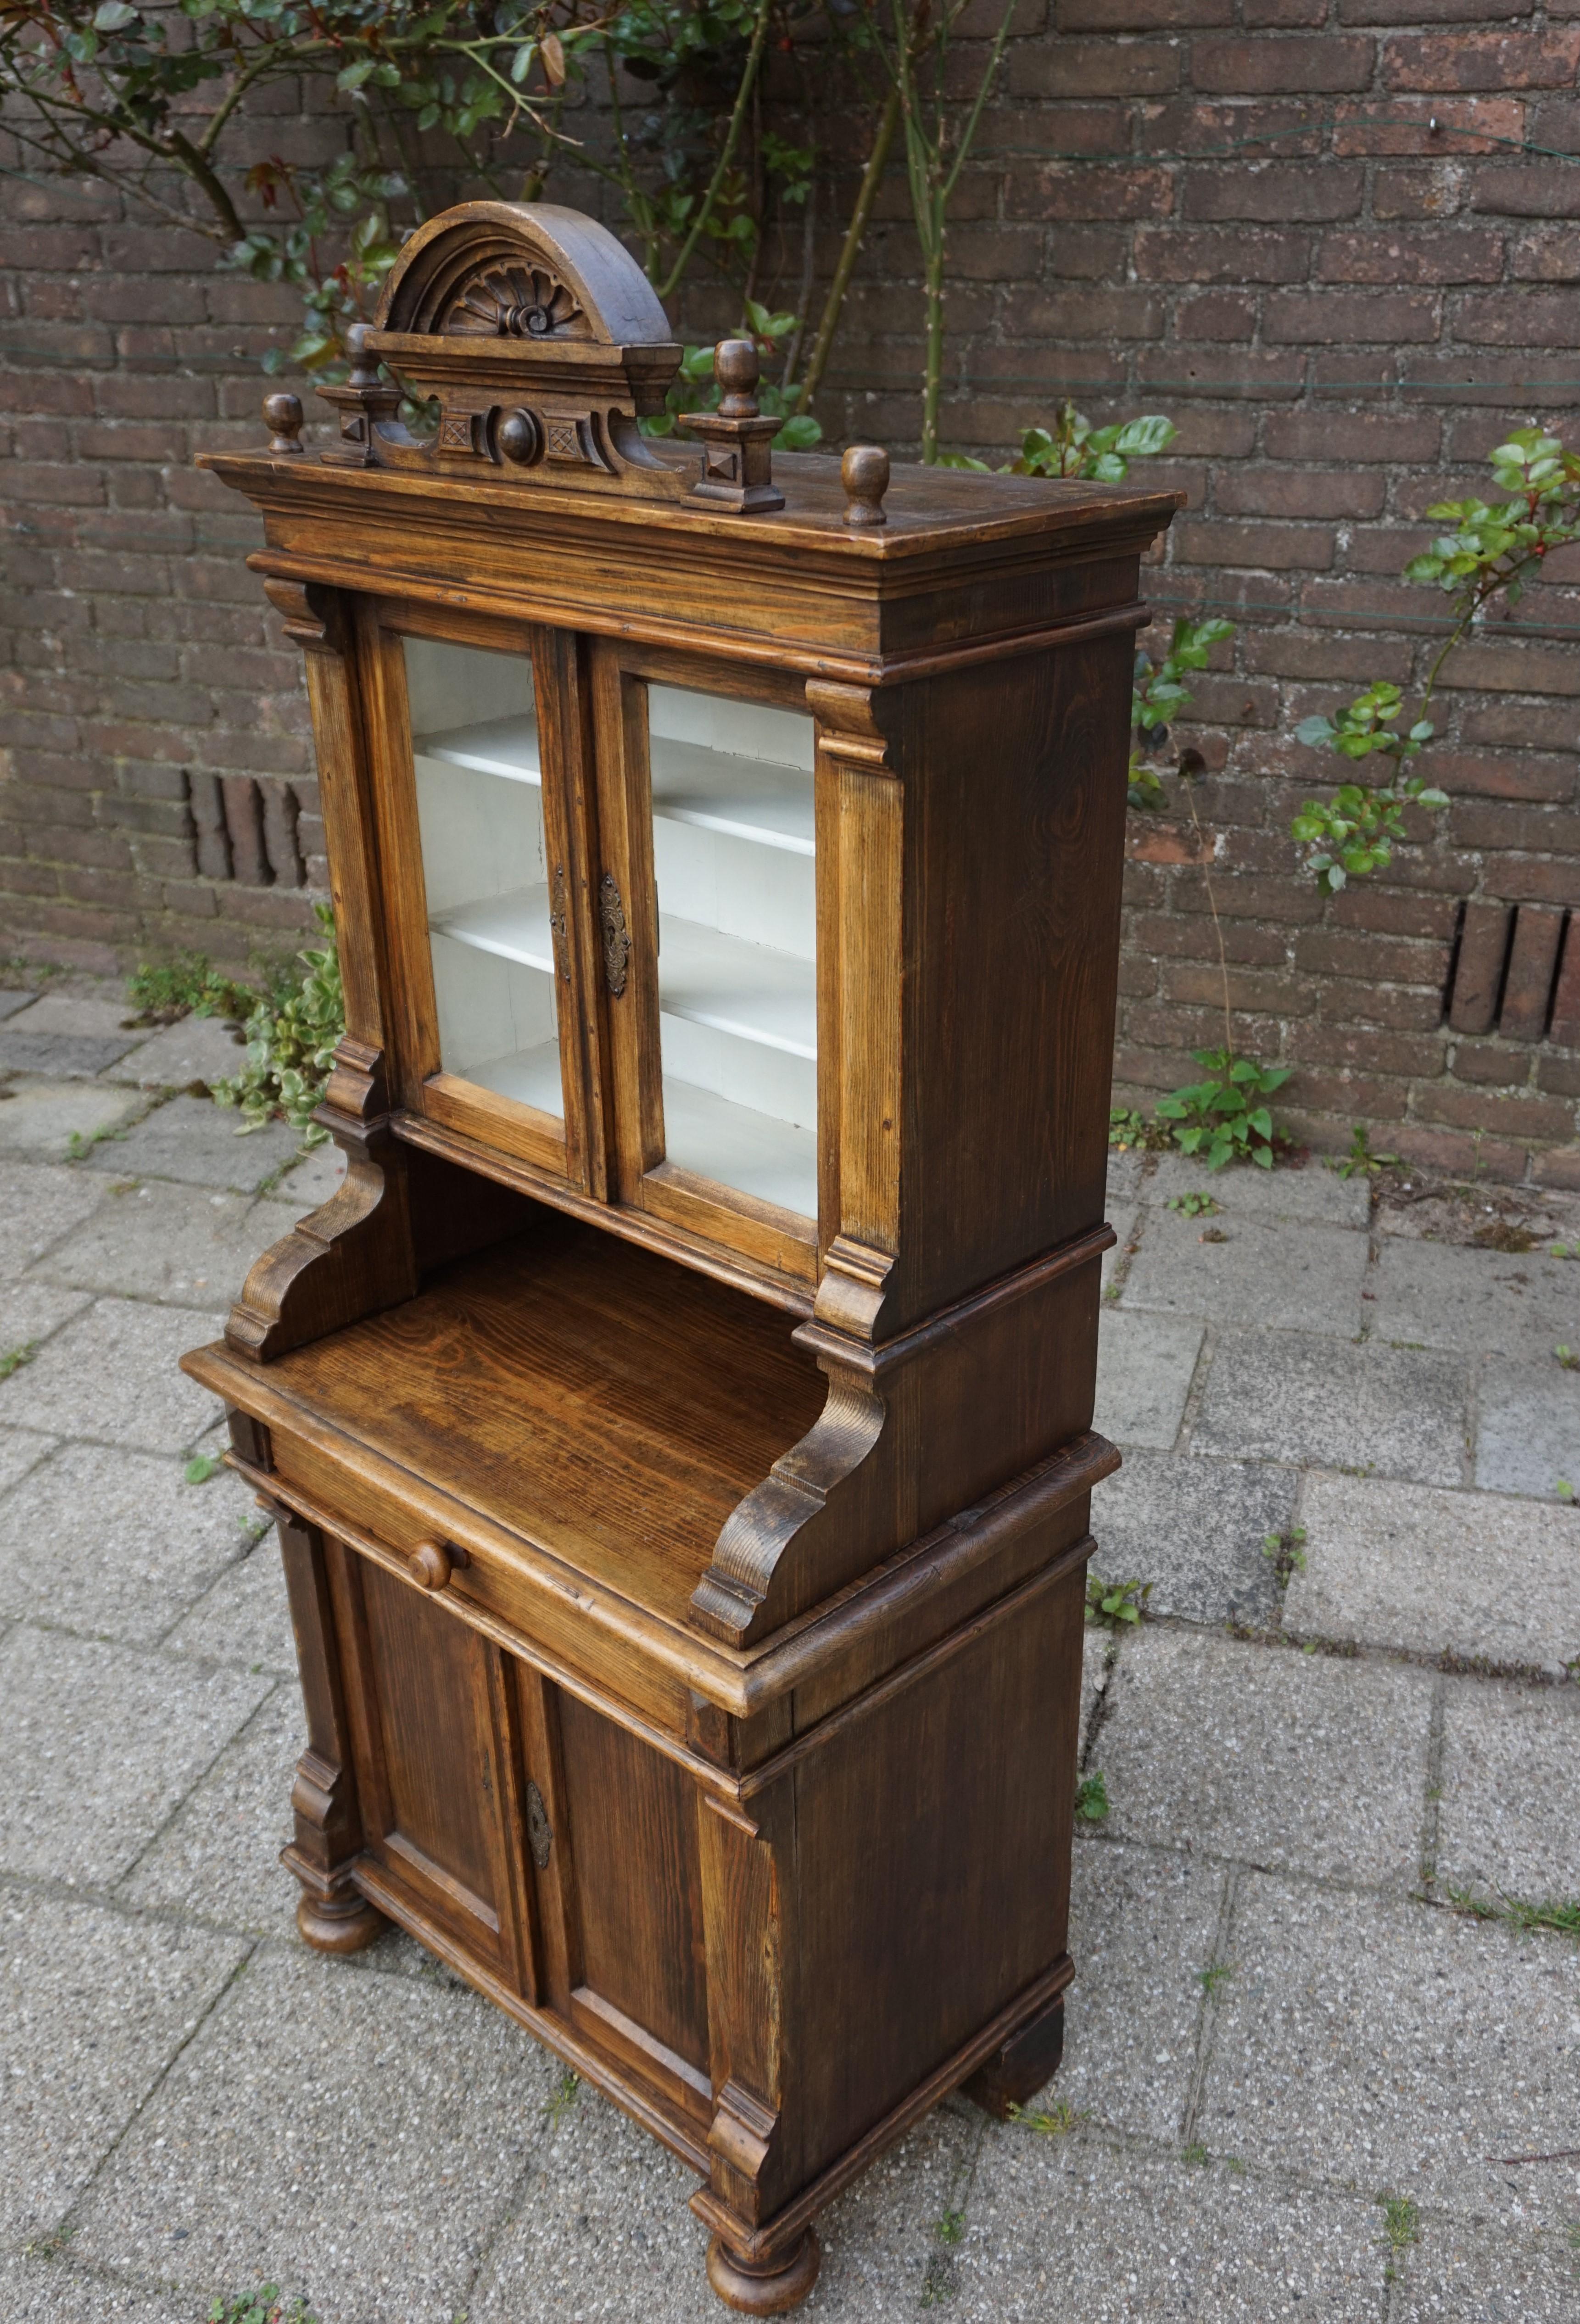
top-left (0, 1298), bottom-right (225, 1453)
top-left (0, 1887), bottom-right (246, 2246)
top-left (1100, 1202), bottom-right (1138, 1293)
top-left (1474, 1358), bottom-right (1580, 1501)
top-left (1285, 1473), bottom-right (1580, 1667)
top-left (0, 989), bottom-right (33, 1021)
top-left (0, 1079), bottom-right (144, 1161)
top-left (1078, 1624), bottom-right (1108, 1758)
top-left (0, 2250), bottom-right (190, 2324)
top-left (164, 1535), bottom-right (297, 1675)
top-left (86, 1095), bottom-right (301, 1193)
top-left (0, 1032), bottom-right (141, 1077)
top-left (1100, 1628), bottom-right (1434, 1886)
top-left (279, 1139), bottom-right (348, 1212)
top-left (1093, 1310), bottom-right (1203, 1449)
top-left (1435, 1680), bottom-right (1580, 1908)
top-left (1122, 1213), bottom-right (1368, 1337)
top-left (1089, 1449), bottom-right (1290, 1626)
top-left (0, 1424), bottom-right (58, 1495)
top-left (0, 1443), bottom-right (262, 1645)
top-left (1105, 1150), bottom-right (1146, 1209)
top-left (0, 1625), bottom-right (271, 1886)
top-left (472, 2085), bottom-right (972, 2322)
top-left (29, 1180), bottom-right (301, 1311)
top-left (6, 993), bottom-right (139, 1040)
top-left (1058, 1841), bottom-right (1224, 2141)
top-left (1199, 1873), bottom-right (1580, 2228)
top-left (1372, 1237), bottom-right (1580, 1363)
top-left (1394, 2217), bottom-right (1580, 2323)
top-left (0, 1161), bottom-right (108, 1279)
top-left (1193, 1331), bottom-right (1468, 1486)
top-left (121, 1686), bottom-right (301, 1939)
top-left (73, 1946), bottom-right (553, 2324)
top-left (110, 1013), bottom-right (248, 1090)
top-left (1147, 1150), bottom-right (1373, 1229)
top-left (953, 2134), bottom-right (1386, 2321)
top-left (0, 1279), bottom-right (93, 1366)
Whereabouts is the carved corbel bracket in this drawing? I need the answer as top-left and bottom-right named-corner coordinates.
top-left (261, 575), bottom-right (341, 654)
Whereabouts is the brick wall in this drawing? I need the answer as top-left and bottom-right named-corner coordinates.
top-left (4, 6), bottom-right (1580, 1182)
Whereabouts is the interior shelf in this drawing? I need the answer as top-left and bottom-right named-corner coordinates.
top-left (661, 1078), bottom-right (818, 1220)
top-left (456, 1038), bottom-right (564, 1114)
top-left (657, 915), bottom-right (816, 1059)
top-left (415, 712), bottom-right (814, 856)
top-left (432, 883), bottom-right (555, 974)
top-left (263, 1222), bottom-right (828, 1627)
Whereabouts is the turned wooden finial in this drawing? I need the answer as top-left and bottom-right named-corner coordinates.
top-left (677, 336), bottom-right (785, 514)
top-left (344, 321), bottom-right (384, 391)
top-left (715, 336), bottom-right (761, 417)
top-left (262, 391), bottom-right (304, 456)
top-left (842, 443), bottom-right (890, 528)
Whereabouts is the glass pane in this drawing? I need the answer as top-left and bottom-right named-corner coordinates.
top-left (648, 685), bottom-right (817, 1219)
top-left (406, 636), bottom-right (564, 1121)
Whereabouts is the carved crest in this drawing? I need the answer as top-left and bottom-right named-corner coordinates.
top-left (314, 201), bottom-right (689, 501)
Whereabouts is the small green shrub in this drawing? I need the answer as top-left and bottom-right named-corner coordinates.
top-left (1156, 1049), bottom-right (1289, 1172)
top-left (1085, 1573), bottom-right (1150, 1630)
top-left (128, 951), bottom-right (254, 1025)
top-left (1074, 1771), bottom-right (1110, 1823)
top-left (211, 906), bottom-right (344, 1144)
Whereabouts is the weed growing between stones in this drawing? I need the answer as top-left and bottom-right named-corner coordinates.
top-left (1085, 1574), bottom-right (1151, 1631)
top-left (1007, 2100), bottom-right (1088, 2136)
top-left (0, 1342), bottom-right (38, 1381)
top-left (1446, 1887), bottom-right (1580, 1939)
top-left (209, 2290), bottom-right (318, 2324)
top-left (546, 2067), bottom-right (581, 2125)
top-left (1262, 1527), bottom-right (1309, 1586)
top-left (1074, 1772), bottom-right (1110, 1824)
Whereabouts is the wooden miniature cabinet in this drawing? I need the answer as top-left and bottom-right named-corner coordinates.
top-left (184, 202), bottom-right (1180, 2312)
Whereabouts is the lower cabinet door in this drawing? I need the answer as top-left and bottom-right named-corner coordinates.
top-left (514, 1668), bottom-right (714, 2134)
top-left (329, 1542), bottom-right (538, 1997)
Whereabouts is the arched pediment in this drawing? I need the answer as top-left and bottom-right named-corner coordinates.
top-left (375, 202), bottom-right (675, 349)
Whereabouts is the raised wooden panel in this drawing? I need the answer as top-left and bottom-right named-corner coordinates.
top-left (558, 1689), bottom-right (710, 2082)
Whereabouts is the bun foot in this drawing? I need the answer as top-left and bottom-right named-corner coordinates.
top-left (295, 1888), bottom-right (386, 1955)
top-left (706, 2229), bottom-right (821, 2314)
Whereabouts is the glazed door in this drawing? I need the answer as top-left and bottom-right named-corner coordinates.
top-left (591, 641), bottom-right (824, 1285)
top-left (362, 604), bottom-right (607, 1191)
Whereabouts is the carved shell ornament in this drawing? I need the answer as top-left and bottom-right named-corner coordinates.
top-left (447, 263), bottom-right (584, 341)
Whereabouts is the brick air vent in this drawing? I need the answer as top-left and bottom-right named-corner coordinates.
top-left (1446, 903), bottom-right (1578, 1045)
top-left (187, 773), bottom-right (306, 890)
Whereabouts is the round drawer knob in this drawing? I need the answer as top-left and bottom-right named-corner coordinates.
top-left (497, 408), bottom-right (542, 465)
top-left (408, 1539), bottom-right (455, 1592)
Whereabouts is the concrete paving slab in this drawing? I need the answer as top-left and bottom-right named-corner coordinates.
top-left (1100, 1628), bottom-right (1434, 1886)
top-left (1122, 1213), bottom-right (1368, 1338)
top-left (0, 2250), bottom-right (190, 2324)
top-left (278, 1140), bottom-right (347, 1212)
top-left (1474, 1358), bottom-right (1580, 1501)
top-left (1372, 1237), bottom-right (1580, 1363)
top-left (0, 1299), bottom-right (225, 1453)
top-left (0, 1887), bottom-right (246, 2246)
top-left (1089, 1449), bottom-right (1291, 1626)
top-left (1100, 1202), bottom-right (1138, 1293)
top-left (0, 1080), bottom-right (144, 1162)
top-left (0, 1032), bottom-right (141, 1078)
top-left (1079, 1625), bottom-right (1108, 1760)
top-left (0, 1280), bottom-right (92, 1366)
top-left (1394, 2218), bottom-right (1580, 2323)
top-left (1094, 1311), bottom-right (1203, 1449)
top-left (1435, 1680), bottom-right (1580, 1908)
top-left (0, 989), bottom-right (33, 1020)
top-left (86, 1096), bottom-right (301, 1193)
top-left (0, 1162), bottom-right (109, 1279)
top-left (0, 1423), bottom-right (58, 1495)
top-left (110, 1014), bottom-right (248, 1090)
top-left (73, 1946), bottom-right (553, 2324)
top-left (1193, 1331), bottom-right (1469, 1486)
top-left (0, 1625), bottom-right (271, 1886)
top-left (164, 1536), bottom-right (296, 1675)
top-left (1147, 1150), bottom-right (1373, 1229)
top-left (954, 2134), bottom-right (1386, 2322)
top-left (1059, 1842), bottom-right (1225, 2141)
top-left (6, 994), bottom-right (140, 1040)
top-left (1284, 1473), bottom-right (1580, 1667)
top-left (0, 1443), bottom-right (262, 1645)
top-left (1199, 1873), bottom-right (1580, 2228)
top-left (1105, 1150), bottom-right (1146, 1209)
top-left (29, 1181), bottom-right (301, 1311)
top-left (121, 1685), bottom-right (301, 1939)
